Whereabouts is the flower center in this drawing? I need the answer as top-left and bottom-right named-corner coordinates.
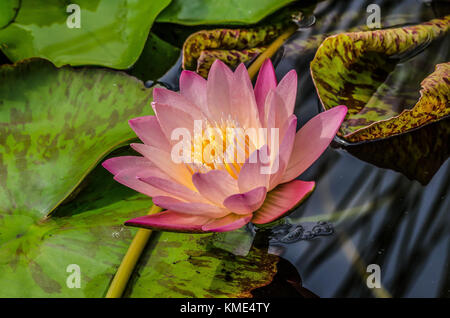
top-left (185, 115), bottom-right (259, 179)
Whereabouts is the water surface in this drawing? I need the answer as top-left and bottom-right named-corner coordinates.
top-left (268, 0), bottom-right (449, 297)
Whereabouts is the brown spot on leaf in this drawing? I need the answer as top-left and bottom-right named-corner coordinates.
top-left (29, 261), bottom-right (61, 294)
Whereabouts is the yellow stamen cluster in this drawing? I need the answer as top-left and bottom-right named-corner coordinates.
top-left (185, 115), bottom-right (258, 179)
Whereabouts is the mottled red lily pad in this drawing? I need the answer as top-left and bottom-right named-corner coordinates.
top-left (311, 16), bottom-right (450, 143)
top-left (182, 21), bottom-right (291, 77)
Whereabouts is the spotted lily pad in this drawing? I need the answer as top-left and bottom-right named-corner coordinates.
top-left (0, 59), bottom-right (153, 220)
top-left (156, 0), bottom-right (296, 26)
top-left (0, 0), bottom-right (170, 69)
top-left (311, 16), bottom-right (450, 143)
top-left (124, 231), bottom-right (279, 297)
top-left (183, 22), bottom-right (289, 77)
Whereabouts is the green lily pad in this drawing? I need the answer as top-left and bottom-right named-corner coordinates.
top-left (182, 22), bottom-right (289, 77)
top-left (0, 0), bottom-right (19, 29)
top-left (0, 153), bottom-right (153, 297)
top-left (128, 33), bottom-right (181, 82)
top-left (0, 0), bottom-right (171, 69)
top-left (310, 16), bottom-right (450, 143)
top-left (0, 58), bottom-right (153, 220)
top-left (156, 0), bottom-right (296, 26)
top-left (124, 231), bottom-right (278, 297)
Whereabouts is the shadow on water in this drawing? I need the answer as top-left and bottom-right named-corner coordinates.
top-left (266, 0), bottom-right (450, 297)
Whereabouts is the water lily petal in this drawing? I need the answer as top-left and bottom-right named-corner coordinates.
top-left (231, 63), bottom-right (261, 129)
top-left (207, 59), bottom-right (233, 122)
top-left (252, 180), bottom-right (315, 224)
top-left (179, 70), bottom-right (209, 116)
top-left (223, 186), bottom-right (267, 215)
top-left (254, 59), bottom-right (277, 123)
top-left (192, 170), bottom-right (239, 206)
top-left (128, 116), bottom-right (170, 152)
top-left (282, 105), bottom-right (348, 183)
top-left (201, 213), bottom-right (252, 232)
top-left (113, 166), bottom-right (168, 198)
top-left (125, 210), bottom-right (212, 233)
top-left (268, 115), bottom-right (297, 190)
top-left (153, 87), bottom-right (204, 118)
top-left (265, 89), bottom-right (289, 142)
top-left (238, 146), bottom-right (270, 193)
top-left (276, 69), bottom-right (297, 116)
top-left (153, 103), bottom-right (196, 141)
top-left (131, 143), bottom-right (194, 189)
top-left (103, 157), bottom-right (172, 197)
top-left (102, 156), bottom-right (154, 175)
top-left (139, 176), bottom-right (208, 203)
top-left (153, 196), bottom-right (230, 218)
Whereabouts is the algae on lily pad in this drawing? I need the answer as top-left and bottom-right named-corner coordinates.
top-left (310, 16), bottom-right (450, 143)
top-left (0, 0), bottom-right (170, 69)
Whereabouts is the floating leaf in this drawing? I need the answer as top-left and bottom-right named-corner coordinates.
top-left (345, 62), bottom-right (450, 142)
top-left (183, 22), bottom-right (289, 77)
top-left (124, 231), bottom-right (278, 297)
top-left (0, 59), bottom-right (153, 219)
top-left (310, 16), bottom-right (450, 143)
top-left (0, 0), bottom-right (171, 69)
top-left (0, 155), bottom-right (153, 297)
top-left (0, 0), bottom-right (19, 29)
top-left (156, 0), bottom-right (296, 26)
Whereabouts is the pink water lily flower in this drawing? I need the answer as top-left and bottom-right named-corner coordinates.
top-left (103, 59), bottom-right (347, 233)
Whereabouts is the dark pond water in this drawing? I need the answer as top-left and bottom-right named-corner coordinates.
top-left (263, 0), bottom-right (450, 297)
